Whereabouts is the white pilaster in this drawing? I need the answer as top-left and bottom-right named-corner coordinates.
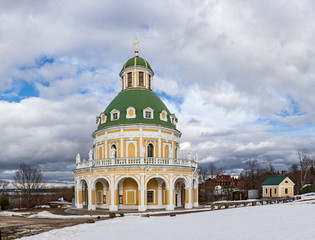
top-left (185, 186), bottom-right (193, 209)
top-left (109, 174), bottom-right (118, 211)
top-left (120, 129), bottom-right (123, 158)
top-left (158, 182), bottom-right (162, 206)
top-left (138, 173), bottom-right (147, 211)
top-left (167, 174), bottom-right (174, 210)
top-left (158, 130), bottom-right (161, 158)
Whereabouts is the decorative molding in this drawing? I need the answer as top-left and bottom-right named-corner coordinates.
top-left (126, 106), bottom-right (136, 119)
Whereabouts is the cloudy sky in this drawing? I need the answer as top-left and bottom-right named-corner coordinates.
top-left (1, 0), bottom-right (315, 185)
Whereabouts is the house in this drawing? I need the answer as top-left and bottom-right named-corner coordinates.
top-left (262, 176), bottom-right (294, 198)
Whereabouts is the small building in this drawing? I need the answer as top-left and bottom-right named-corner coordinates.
top-left (248, 189), bottom-right (260, 199)
top-left (262, 176), bottom-right (294, 198)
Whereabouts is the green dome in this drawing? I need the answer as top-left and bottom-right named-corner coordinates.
top-left (97, 89), bottom-right (176, 131)
top-left (120, 56), bottom-right (153, 74)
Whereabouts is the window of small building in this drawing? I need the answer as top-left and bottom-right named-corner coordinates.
top-left (127, 72), bottom-right (132, 87)
top-left (285, 188), bottom-right (288, 194)
top-left (265, 188), bottom-right (268, 194)
top-left (285, 180), bottom-right (288, 183)
top-left (274, 188), bottom-right (277, 194)
top-left (147, 190), bottom-right (154, 203)
top-left (139, 72), bottom-right (144, 86)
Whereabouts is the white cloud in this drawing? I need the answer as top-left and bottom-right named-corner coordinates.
top-left (1, 0), bottom-right (315, 182)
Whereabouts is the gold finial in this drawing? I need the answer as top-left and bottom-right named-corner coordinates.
top-left (134, 39), bottom-right (139, 56)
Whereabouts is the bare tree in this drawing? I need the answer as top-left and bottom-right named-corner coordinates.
top-left (0, 180), bottom-right (9, 196)
top-left (199, 166), bottom-right (208, 184)
top-left (264, 157), bottom-right (275, 174)
top-left (288, 163), bottom-right (300, 194)
top-left (208, 163), bottom-right (217, 179)
top-left (243, 159), bottom-right (261, 189)
top-left (13, 163), bottom-right (45, 208)
top-left (297, 148), bottom-right (314, 187)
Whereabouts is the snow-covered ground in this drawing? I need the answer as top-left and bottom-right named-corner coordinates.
top-left (19, 194), bottom-right (315, 240)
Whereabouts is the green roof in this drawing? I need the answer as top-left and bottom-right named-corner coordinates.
top-left (120, 56), bottom-right (153, 74)
top-left (96, 88), bottom-right (177, 131)
top-left (262, 176), bottom-right (287, 185)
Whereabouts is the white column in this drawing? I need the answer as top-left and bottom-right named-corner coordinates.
top-left (105, 139), bottom-right (108, 159)
top-left (158, 182), bottom-right (162, 207)
top-left (158, 130), bottom-right (161, 158)
top-left (167, 174), bottom-right (174, 210)
top-left (177, 186), bottom-right (181, 207)
top-left (109, 174), bottom-right (118, 211)
top-left (138, 173), bottom-right (147, 211)
top-left (120, 129), bottom-right (123, 158)
top-left (185, 186), bottom-right (193, 209)
top-left (91, 187), bottom-right (96, 210)
top-left (88, 187), bottom-right (93, 210)
top-left (194, 178), bottom-right (199, 207)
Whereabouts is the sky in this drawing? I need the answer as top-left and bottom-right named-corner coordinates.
top-left (1, 0), bottom-right (315, 185)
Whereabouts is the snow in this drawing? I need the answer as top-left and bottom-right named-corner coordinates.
top-left (0, 211), bottom-right (31, 217)
top-left (27, 211), bottom-right (99, 219)
top-left (18, 194), bottom-right (315, 240)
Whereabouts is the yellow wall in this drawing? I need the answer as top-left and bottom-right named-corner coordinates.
top-left (165, 145), bottom-right (169, 158)
top-left (123, 178), bottom-right (138, 205)
top-left (280, 186), bottom-right (294, 197)
top-left (128, 143), bottom-right (136, 157)
top-left (147, 178), bottom-right (158, 205)
top-left (96, 182), bottom-right (103, 204)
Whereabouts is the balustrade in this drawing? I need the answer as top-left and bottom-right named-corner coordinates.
top-left (76, 157), bottom-right (197, 169)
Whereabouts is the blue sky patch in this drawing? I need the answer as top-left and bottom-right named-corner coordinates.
top-left (0, 80), bottom-right (39, 102)
top-left (277, 95), bottom-right (306, 118)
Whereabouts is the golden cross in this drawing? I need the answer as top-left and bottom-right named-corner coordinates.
top-left (134, 39), bottom-right (140, 52)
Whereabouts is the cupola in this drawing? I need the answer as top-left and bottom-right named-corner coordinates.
top-left (119, 40), bottom-right (154, 91)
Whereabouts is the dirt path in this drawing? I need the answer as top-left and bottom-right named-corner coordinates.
top-left (0, 210), bottom-right (107, 239)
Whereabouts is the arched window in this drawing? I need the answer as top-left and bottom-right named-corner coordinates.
top-left (139, 72), bottom-right (144, 86)
top-left (147, 143), bottom-right (154, 157)
top-left (148, 75), bottom-right (152, 90)
top-left (127, 72), bottom-right (132, 87)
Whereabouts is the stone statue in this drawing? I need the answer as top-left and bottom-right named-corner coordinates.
top-left (188, 149), bottom-right (192, 160)
top-left (76, 153), bottom-right (81, 164)
top-left (169, 147), bottom-right (174, 159)
top-left (89, 149), bottom-right (93, 160)
top-left (110, 147), bottom-right (116, 158)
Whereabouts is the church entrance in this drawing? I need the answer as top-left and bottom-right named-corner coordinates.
top-left (174, 178), bottom-right (186, 208)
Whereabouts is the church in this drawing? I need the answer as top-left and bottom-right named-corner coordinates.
top-left (74, 42), bottom-right (199, 211)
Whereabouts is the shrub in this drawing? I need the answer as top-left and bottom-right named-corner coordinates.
top-left (0, 195), bottom-right (9, 210)
top-left (298, 183), bottom-right (315, 194)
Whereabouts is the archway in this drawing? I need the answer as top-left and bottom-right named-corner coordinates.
top-left (174, 178), bottom-right (187, 208)
top-left (146, 177), bottom-right (168, 210)
top-left (80, 179), bottom-right (88, 208)
top-left (116, 177), bottom-right (139, 210)
top-left (93, 178), bottom-right (110, 209)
